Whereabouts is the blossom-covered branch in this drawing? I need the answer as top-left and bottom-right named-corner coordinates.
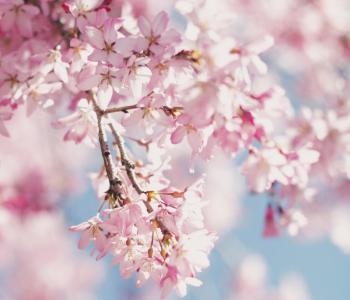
top-left (1, 0), bottom-right (350, 298)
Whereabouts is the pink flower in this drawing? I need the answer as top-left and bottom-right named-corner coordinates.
top-left (122, 93), bottom-right (174, 135)
top-left (0, 54), bottom-right (23, 99)
top-left (242, 146), bottom-right (288, 193)
top-left (70, 215), bottom-right (107, 251)
top-left (40, 49), bottom-right (69, 83)
top-left (84, 18), bottom-right (124, 66)
top-left (52, 99), bottom-right (98, 146)
top-left (100, 202), bottom-right (147, 237)
top-left (62, 0), bottom-right (104, 17)
top-left (78, 64), bottom-right (119, 108)
top-left (116, 55), bottom-right (152, 99)
top-left (170, 113), bottom-right (207, 154)
top-left (280, 146), bottom-right (320, 188)
top-left (231, 36), bottom-right (273, 74)
top-left (0, 0), bottom-right (40, 37)
top-left (23, 76), bottom-right (62, 116)
top-left (161, 229), bottom-right (216, 298)
top-left (66, 38), bottom-right (92, 73)
top-left (160, 265), bottom-right (202, 299)
top-left (138, 11), bottom-right (181, 55)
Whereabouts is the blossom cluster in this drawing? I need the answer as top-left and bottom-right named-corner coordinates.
top-left (72, 177), bottom-right (215, 298)
top-left (222, 0), bottom-right (350, 241)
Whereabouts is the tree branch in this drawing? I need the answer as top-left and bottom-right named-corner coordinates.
top-left (92, 97), bottom-right (171, 235)
top-left (103, 104), bottom-right (139, 115)
top-left (105, 113), bottom-right (172, 237)
top-left (91, 95), bottom-right (123, 207)
top-left (108, 122), bottom-right (145, 194)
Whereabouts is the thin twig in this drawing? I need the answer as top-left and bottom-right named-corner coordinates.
top-left (103, 104), bottom-right (139, 115)
top-left (93, 104), bottom-right (115, 181)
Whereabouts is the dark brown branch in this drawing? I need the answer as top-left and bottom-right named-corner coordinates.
top-left (108, 123), bottom-right (145, 194)
top-left (91, 95), bottom-right (123, 207)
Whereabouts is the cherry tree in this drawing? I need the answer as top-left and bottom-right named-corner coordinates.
top-left (0, 0), bottom-right (349, 298)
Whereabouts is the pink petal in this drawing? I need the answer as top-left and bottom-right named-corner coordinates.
top-left (115, 37), bottom-right (135, 57)
top-left (159, 29), bottom-right (181, 45)
top-left (78, 74), bottom-right (101, 91)
top-left (188, 130), bottom-right (203, 152)
top-left (99, 223), bottom-right (120, 234)
top-left (78, 230), bottom-right (91, 249)
top-left (89, 49), bottom-right (107, 62)
top-left (138, 16), bottom-right (151, 37)
top-left (171, 126), bottom-right (186, 144)
top-left (85, 26), bottom-right (105, 49)
top-left (161, 278), bottom-right (174, 299)
top-left (129, 203), bottom-right (142, 223)
top-left (107, 52), bottom-right (123, 67)
top-left (64, 126), bottom-right (88, 144)
top-left (103, 18), bottom-right (120, 44)
top-left (95, 232), bottom-right (107, 252)
top-left (134, 37), bottom-right (148, 52)
top-left (151, 11), bottom-right (168, 37)
top-left (122, 109), bottom-right (143, 127)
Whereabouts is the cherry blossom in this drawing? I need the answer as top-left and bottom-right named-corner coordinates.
top-left (53, 98), bottom-right (98, 146)
top-left (0, 0), bottom-right (40, 37)
top-left (1, 0), bottom-right (350, 298)
top-left (138, 11), bottom-right (181, 56)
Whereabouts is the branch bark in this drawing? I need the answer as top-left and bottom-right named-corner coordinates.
top-left (91, 95), bottom-right (123, 207)
top-left (108, 123), bottom-right (145, 194)
top-left (103, 104), bottom-right (139, 115)
top-left (92, 95), bottom-right (170, 234)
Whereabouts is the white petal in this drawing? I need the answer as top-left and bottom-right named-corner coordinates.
top-left (97, 84), bottom-right (113, 109)
top-left (54, 63), bottom-right (68, 83)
